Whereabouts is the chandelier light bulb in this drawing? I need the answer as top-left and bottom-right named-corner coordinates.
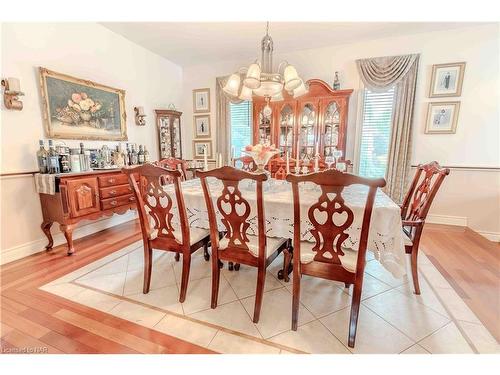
top-left (284, 65), bottom-right (301, 91)
top-left (223, 73), bottom-right (241, 97)
top-left (239, 85), bottom-right (253, 101)
top-left (293, 80), bottom-right (309, 98)
top-left (244, 63), bottom-right (261, 89)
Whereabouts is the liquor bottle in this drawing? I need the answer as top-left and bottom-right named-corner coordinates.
top-left (130, 145), bottom-right (138, 165)
top-left (79, 142), bottom-right (87, 171)
top-left (126, 143), bottom-right (132, 166)
top-left (48, 140), bottom-right (60, 174)
top-left (36, 140), bottom-right (49, 174)
top-left (333, 71), bottom-right (340, 90)
top-left (143, 146), bottom-right (150, 163)
top-left (138, 145), bottom-right (145, 164)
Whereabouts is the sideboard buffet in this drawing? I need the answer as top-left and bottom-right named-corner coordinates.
top-left (39, 169), bottom-right (138, 255)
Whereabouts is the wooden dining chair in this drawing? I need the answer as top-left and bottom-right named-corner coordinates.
top-left (198, 166), bottom-right (290, 323)
top-left (285, 170), bottom-right (386, 347)
top-left (233, 156), bottom-right (257, 172)
top-left (155, 157), bottom-right (188, 181)
top-left (401, 161), bottom-right (450, 295)
top-left (123, 164), bottom-right (210, 303)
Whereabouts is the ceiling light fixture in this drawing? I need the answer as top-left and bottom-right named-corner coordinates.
top-left (223, 22), bottom-right (308, 104)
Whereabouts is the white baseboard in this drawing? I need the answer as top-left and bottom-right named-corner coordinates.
top-left (426, 214), bottom-right (468, 227)
top-left (475, 231), bottom-right (500, 243)
top-left (0, 212), bottom-right (138, 265)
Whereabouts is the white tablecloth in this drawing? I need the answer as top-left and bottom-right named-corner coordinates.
top-left (166, 178), bottom-right (406, 277)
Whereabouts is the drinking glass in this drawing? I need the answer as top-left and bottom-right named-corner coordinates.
top-left (325, 155), bottom-right (335, 169)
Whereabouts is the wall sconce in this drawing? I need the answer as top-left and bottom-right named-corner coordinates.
top-left (134, 106), bottom-right (146, 126)
top-left (1, 77), bottom-right (24, 110)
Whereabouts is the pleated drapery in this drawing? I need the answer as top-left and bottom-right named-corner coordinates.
top-left (356, 54), bottom-right (420, 203)
top-left (215, 75), bottom-right (244, 165)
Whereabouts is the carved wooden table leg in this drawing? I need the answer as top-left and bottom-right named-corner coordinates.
top-left (60, 224), bottom-right (76, 255)
top-left (41, 221), bottom-right (54, 251)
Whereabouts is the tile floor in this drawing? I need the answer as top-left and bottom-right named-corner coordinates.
top-left (40, 241), bottom-right (499, 354)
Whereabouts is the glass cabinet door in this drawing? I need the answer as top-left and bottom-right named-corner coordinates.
top-left (299, 103), bottom-right (317, 159)
top-left (159, 116), bottom-right (171, 158)
top-left (171, 116), bottom-right (181, 158)
top-left (278, 104), bottom-right (294, 155)
top-left (322, 101), bottom-right (340, 156)
top-left (258, 108), bottom-right (272, 144)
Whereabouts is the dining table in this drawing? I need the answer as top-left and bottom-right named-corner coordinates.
top-left (165, 177), bottom-right (407, 278)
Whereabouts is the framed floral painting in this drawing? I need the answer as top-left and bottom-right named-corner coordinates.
top-left (39, 67), bottom-right (127, 140)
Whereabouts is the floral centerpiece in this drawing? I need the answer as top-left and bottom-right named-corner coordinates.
top-left (242, 142), bottom-right (280, 173)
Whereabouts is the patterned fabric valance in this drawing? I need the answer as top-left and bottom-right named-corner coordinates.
top-left (356, 54), bottom-right (419, 92)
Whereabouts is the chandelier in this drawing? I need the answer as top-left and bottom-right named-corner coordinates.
top-left (223, 22), bottom-right (308, 105)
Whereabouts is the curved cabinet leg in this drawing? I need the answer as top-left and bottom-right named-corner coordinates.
top-left (60, 224), bottom-right (76, 255)
top-left (41, 221), bottom-right (54, 251)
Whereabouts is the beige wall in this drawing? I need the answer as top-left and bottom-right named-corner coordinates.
top-left (0, 23), bottom-right (183, 263)
top-left (181, 24), bottom-right (500, 240)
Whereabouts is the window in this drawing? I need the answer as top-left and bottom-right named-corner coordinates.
top-left (358, 86), bottom-right (395, 178)
top-left (230, 101), bottom-right (252, 158)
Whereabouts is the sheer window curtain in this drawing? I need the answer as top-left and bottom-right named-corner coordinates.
top-left (356, 54), bottom-right (420, 203)
top-left (216, 76), bottom-right (243, 165)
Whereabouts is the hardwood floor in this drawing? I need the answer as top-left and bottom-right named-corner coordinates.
top-left (1, 220), bottom-right (498, 353)
top-left (420, 224), bottom-right (500, 342)
top-left (0, 220), bottom-right (214, 354)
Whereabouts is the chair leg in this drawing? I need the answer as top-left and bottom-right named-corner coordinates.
top-left (179, 252), bottom-right (191, 303)
top-left (291, 264), bottom-right (300, 331)
top-left (348, 281), bottom-right (363, 348)
top-left (203, 242), bottom-right (210, 261)
top-left (211, 251), bottom-right (221, 309)
top-left (410, 246), bottom-right (421, 295)
top-left (143, 242), bottom-right (152, 294)
top-left (283, 248), bottom-right (292, 283)
top-left (253, 266), bottom-right (266, 323)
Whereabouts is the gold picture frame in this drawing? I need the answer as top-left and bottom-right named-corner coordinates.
top-left (429, 62), bottom-right (466, 98)
top-left (193, 88), bottom-right (210, 113)
top-left (193, 140), bottom-right (213, 159)
top-left (39, 67), bottom-right (127, 141)
top-left (193, 114), bottom-right (211, 138)
top-left (425, 101), bottom-right (460, 134)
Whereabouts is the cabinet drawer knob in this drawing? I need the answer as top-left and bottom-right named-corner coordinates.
top-left (110, 190), bottom-right (117, 195)
top-left (108, 178), bottom-right (116, 184)
top-left (129, 196), bottom-right (135, 202)
top-left (110, 200), bottom-right (118, 206)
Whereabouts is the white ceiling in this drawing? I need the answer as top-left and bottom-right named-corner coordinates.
top-left (100, 22), bottom-right (487, 67)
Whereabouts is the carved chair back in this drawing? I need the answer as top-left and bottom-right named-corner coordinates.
top-left (198, 166), bottom-right (267, 261)
top-left (155, 158), bottom-right (188, 181)
top-left (123, 164), bottom-right (189, 250)
top-left (286, 170), bottom-right (385, 277)
top-left (233, 156), bottom-right (257, 172)
top-left (401, 161), bottom-right (450, 223)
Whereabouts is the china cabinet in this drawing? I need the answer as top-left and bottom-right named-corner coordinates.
top-left (252, 79), bottom-right (352, 159)
top-left (155, 109), bottom-right (183, 159)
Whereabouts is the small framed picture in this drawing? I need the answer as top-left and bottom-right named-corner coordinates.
top-left (193, 114), bottom-right (211, 138)
top-left (425, 102), bottom-right (460, 134)
top-left (429, 62), bottom-right (466, 98)
top-left (193, 88), bottom-right (210, 113)
top-left (193, 140), bottom-right (213, 159)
